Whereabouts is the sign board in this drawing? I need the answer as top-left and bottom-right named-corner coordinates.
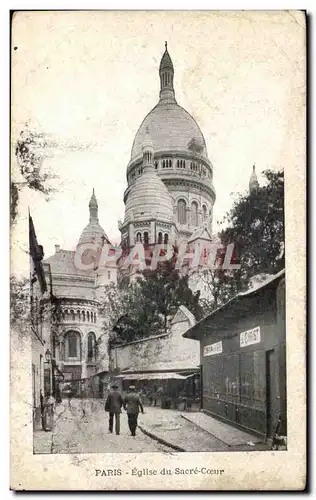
top-left (203, 341), bottom-right (223, 357)
top-left (240, 326), bottom-right (261, 348)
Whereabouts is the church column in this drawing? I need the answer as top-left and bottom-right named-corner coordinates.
top-left (81, 332), bottom-right (87, 380)
top-left (129, 223), bottom-right (135, 246)
top-left (150, 221), bottom-right (155, 244)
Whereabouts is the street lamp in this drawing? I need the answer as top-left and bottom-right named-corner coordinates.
top-left (45, 349), bottom-right (52, 362)
top-left (45, 349), bottom-right (53, 393)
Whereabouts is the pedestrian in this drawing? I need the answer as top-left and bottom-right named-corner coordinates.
top-left (104, 383), bottom-right (124, 435)
top-left (40, 390), bottom-right (45, 430)
top-left (154, 386), bottom-right (163, 407)
top-left (123, 385), bottom-right (144, 437)
top-left (42, 391), bottom-right (56, 432)
top-left (148, 390), bottom-right (153, 406)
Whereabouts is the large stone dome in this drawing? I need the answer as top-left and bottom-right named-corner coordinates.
top-left (124, 162), bottom-right (174, 224)
top-left (130, 101), bottom-right (207, 161)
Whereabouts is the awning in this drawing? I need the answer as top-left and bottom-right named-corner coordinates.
top-left (114, 372), bottom-right (187, 381)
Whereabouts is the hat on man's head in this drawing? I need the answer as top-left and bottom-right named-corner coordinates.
top-left (129, 385), bottom-right (136, 390)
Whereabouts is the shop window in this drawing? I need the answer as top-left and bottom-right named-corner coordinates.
top-left (144, 232), bottom-right (149, 245)
top-left (240, 350), bottom-right (266, 409)
top-left (158, 232), bottom-right (163, 244)
top-left (164, 233), bottom-right (169, 244)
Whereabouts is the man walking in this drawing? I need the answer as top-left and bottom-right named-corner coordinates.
top-left (105, 383), bottom-right (123, 435)
top-left (124, 385), bottom-right (144, 437)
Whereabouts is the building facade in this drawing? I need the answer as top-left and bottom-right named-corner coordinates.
top-left (29, 214), bottom-right (55, 428)
top-left (183, 270), bottom-right (286, 440)
top-left (42, 191), bottom-right (116, 396)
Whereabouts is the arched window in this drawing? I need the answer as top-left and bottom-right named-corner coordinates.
top-left (177, 199), bottom-right (187, 224)
top-left (144, 232), bottom-right (149, 246)
top-left (177, 160), bottom-right (179, 168)
top-left (162, 160), bottom-right (165, 169)
top-left (202, 205), bottom-right (207, 221)
top-left (191, 201), bottom-right (198, 226)
top-left (94, 313), bottom-right (97, 323)
top-left (136, 232), bottom-right (142, 242)
top-left (65, 331), bottom-right (81, 360)
top-left (164, 233), bottom-right (169, 244)
top-left (77, 310), bottom-right (81, 322)
top-left (87, 332), bottom-right (96, 361)
top-left (158, 232), bottom-right (163, 244)
top-left (70, 310), bottom-right (75, 322)
top-left (155, 161), bottom-right (158, 170)
top-left (87, 311), bottom-right (90, 322)
top-left (82, 311), bottom-right (85, 322)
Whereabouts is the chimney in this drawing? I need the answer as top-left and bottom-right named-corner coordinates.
top-left (55, 244), bottom-right (61, 253)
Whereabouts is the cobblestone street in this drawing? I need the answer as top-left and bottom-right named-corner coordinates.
top-left (33, 399), bottom-right (268, 454)
top-left (34, 399), bottom-right (173, 454)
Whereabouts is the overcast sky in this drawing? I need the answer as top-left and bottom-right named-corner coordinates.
top-left (11, 10), bottom-right (305, 276)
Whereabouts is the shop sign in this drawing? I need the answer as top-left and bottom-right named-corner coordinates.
top-left (240, 326), bottom-right (261, 347)
top-left (203, 341), bottom-right (223, 357)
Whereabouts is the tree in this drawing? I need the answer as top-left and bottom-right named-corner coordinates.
top-left (11, 127), bottom-right (57, 225)
top-left (10, 276), bottom-right (30, 336)
top-left (99, 260), bottom-right (203, 345)
top-left (140, 259), bottom-right (203, 330)
top-left (193, 268), bottom-right (240, 315)
top-left (219, 169), bottom-right (284, 292)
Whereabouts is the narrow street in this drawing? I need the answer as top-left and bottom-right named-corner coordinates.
top-left (34, 399), bottom-right (267, 454)
top-left (34, 399), bottom-right (173, 454)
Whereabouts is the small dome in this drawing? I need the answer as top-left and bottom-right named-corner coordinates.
top-left (77, 189), bottom-right (111, 247)
top-left (78, 221), bottom-right (110, 247)
top-left (249, 165), bottom-right (259, 193)
top-left (124, 167), bottom-right (174, 224)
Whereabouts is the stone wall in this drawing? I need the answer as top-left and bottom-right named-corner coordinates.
top-left (110, 306), bottom-right (200, 373)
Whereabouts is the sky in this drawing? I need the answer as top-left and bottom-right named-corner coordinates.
top-left (11, 10), bottom-right (305, 277)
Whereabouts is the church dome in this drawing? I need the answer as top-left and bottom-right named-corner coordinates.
top-left (78, 221), bottom-right (109, 246)
top-left (129, 42), bottom-right (207, 162)
top-left (77, 190), bottom-right (110, 246)
top-left (124, 135), bottom-right (174, 224)
top-left (130, 101), bottom-right (207, 160)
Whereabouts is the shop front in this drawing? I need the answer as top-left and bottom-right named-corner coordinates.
top-left (183, 270), bottom-right (286, 439)
top-left (114, 371), bottom-right (200, 410)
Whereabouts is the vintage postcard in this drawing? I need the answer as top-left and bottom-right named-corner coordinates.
top-left (10, 10), bottom-right (306, 490)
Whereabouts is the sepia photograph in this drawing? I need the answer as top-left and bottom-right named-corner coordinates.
top-left (10, 10), bottom-right (306, 490)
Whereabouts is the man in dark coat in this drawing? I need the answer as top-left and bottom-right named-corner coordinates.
top-left (105, 383), bottom-right (124, 435)
top-left (123, 385), bottom-right (144, 437)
